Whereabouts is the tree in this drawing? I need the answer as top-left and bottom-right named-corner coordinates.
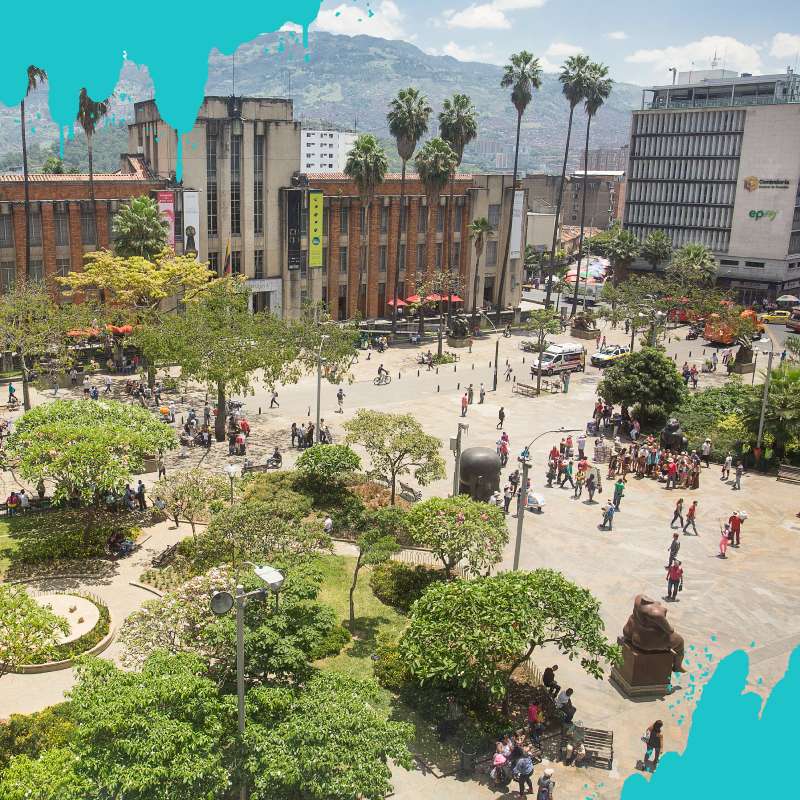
top-left (0, 747), bottom-right (86, 800)
top-left (604, 224), bottom-right (641, 285)
top-left (151, 469), bottom-right (229, 538)
top-left (111, 195), bottom-right (169, 260)
top-left (40, 156), bottom-right (65, 175)
top-left (387, 87), bottom-right (431, 331)
top-left (786, 335), bottom-right (800, 361)
top-left (545, 54), bottom-right (591, 309)
top-left (405, 495), bottom-right (507, 577)
top-left (296, 444), bottom-right (361, 486)
top-left (468, 217), bottom-right (493, 332)
top-left (598, 273), bottom-right (667, 351)
top-left (668, 242), bottom-right (718, 290)
top-left (76, 88), bottom-right (109, 224)
top-left (597, 347), bottom-right (687, 422)
top-left (523, 308), bottom-right (563, 394)
top-left (349, 527), bottom-right (400, 629)
top-left (641, 230), bottom-right (672, 272)
top-left (742, 365), bottom-right (800, 460)
top-left (20, 66), bottom-right (47, 280)
top-left (6, 399), bottom-right (176, 505)
top-left (344, 410), bottom-right (445, 504)
top-left (497, 51), bottom-right (542, 323)
top-left (344, 134), bottom-right (388, 317)
top-left (570, 61), bottom-right (613, 315)
top-left (0, 585), bottom-right (69, 679)
top-left (245, 671), bottom-right (413, 800)
top-left (400, 569), bottom-right (619, 711)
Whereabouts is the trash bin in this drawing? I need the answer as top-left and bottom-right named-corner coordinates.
top-left (459, 744), bottom-right (477, 775)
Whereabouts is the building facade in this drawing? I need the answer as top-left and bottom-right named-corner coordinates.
top-left (565, 171), bottom-right (624, 229)
top-left (624, 69), bottom-right (800, 303)
top-left (301, 128), bottom-right (356, 173)
top-left (0, 155), bottom-right (163, 294)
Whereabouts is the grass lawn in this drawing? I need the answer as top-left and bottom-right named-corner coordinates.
top-left (0, 518), bottom-right (13, 576)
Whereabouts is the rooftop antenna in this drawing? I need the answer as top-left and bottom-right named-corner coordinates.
top-left (710, 50), bottom-right (720, 69)
top-left (669, 67), bottom-right (677, 84)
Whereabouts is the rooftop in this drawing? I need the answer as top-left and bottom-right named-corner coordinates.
top-left (303, 172), bottom-right (473, 182)
top-left (0, 154), bottom-right (155, 184)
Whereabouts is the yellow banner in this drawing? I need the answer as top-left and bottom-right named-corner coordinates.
top-left (308, 190), bottom-right (324, 268)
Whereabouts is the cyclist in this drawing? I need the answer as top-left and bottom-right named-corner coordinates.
top-left (377, 364), bottom-right (389, 383)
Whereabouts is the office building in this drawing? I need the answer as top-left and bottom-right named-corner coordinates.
top-left (566, 170), bottom-right (625, 229)
top-left (624, 69), bottom-right (800, 303)
top-left (301, 128), bottom-right (356, 173)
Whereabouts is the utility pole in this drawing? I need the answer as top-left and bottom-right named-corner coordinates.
top-left (756, 349), bottom-right (775, 450)
top-left (234, 585), bottom-right (247, 800)
top-left (512, 456), bottom-right (531, 570)
top-left (493, 337), bottom-right (499, 391)
top-left (452, 422), bottom-right (469, 496)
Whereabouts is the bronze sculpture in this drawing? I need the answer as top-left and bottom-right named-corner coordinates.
top-left (660, 418), bottom-right (689, 453)
top-left (622, 594), bottom-right (685, 673)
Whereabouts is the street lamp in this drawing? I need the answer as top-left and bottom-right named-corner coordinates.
top-left (512, 427), bottom-right (582, 570)
top-left (754, 344), bottom-right (776, 452)
top-left (315, 334), bottom-right (329, 444)
top-left (223, 463), bottom-right (239, 506)
top-left (479, 310), bottom-right (501, 391)
top-left (210, 562), bottom-right (284, 800)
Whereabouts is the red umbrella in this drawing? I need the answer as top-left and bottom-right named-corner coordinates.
top-left (405, 294), bottom-right (422, 303)
top-left (447, 294), bottom-right (464, 303)
top-left (386, 298), bottom-right (407, 307)
top-left (106, 324), bottom-right (133, 335)
top-left (425, 293), bottom-right (443, 303)
top-left (67, 327), bottom-right (100, 338)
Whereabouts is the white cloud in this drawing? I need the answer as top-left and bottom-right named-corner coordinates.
top-left (625, 35), bottom-right (763, 77)
top-left (606, 31), bottom-right (627, 41)
top-left (312, 1), bottom-right (409, 40)
top-left (493, 0), bottom-right (547, 8)
top-left (545, 41), bottom-right (583, 57)
top-left (429, 40), bottom-right (503, 65)
top-left (443, 4), bottom-right (511, 30)
top-left (770, 32), bottom-right (800, 59)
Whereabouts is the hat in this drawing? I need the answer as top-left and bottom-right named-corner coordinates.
top-left (544, 768), bottom-right (554, 777)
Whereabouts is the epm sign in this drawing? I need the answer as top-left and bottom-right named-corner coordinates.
top-left (748, 209), bottom-right (778, 221)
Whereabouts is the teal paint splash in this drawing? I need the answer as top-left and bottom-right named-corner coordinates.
top-left (621, 644), bottom-right (800, 799)
top-left (0, 1), bottom-right (323, 179)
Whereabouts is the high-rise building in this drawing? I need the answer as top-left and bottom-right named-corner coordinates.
top-left (301, 128), bottom-right (357, 173)
top-left (624, 69), bottom-right (800, 303)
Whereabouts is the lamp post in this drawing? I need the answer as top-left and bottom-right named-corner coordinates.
top-left (452, 422), bottom-right (469, 497)
top-left (210, 563), bottom-right (284, 800)
top-left (479, 311), bottom-right (500, 391)
top-left (224, 463), bottom-right (239, 507)
top-left (756, 348), bottom-right (775, 452)
top-left (512, 427), bottom-right (581, 570)
top-left (315, 334), bottom-right (329, 443)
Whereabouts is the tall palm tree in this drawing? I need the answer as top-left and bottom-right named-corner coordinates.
top-left (497, 51), bottom-right (542, 325)
top-left (468, 217), bottom-right (493, 333)
top-left (438, 94), bottom-right (478, 322)
top-left (415, 137), bottom-right (458, 353)
top-left (21, 66), bottom-right (47, 280)
top-left (344, 133), bottom-right (388, 317)
top-left (570, 63), bottom-right (613, 315)
top-left (387, 88), bottom-right (432, 331)
top-left (544, 54), bottom-right (591, 309)
top-left (77, 88), bottom-right (110, 243)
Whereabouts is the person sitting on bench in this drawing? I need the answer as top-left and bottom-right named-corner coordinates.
top-left (555, 688), bottom-right (577, 723)
top-left (267, 448), bottom-right (282, 468)
top-left (542, 664), bottom-right (560, 697)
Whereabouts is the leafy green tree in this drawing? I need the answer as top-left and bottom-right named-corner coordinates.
top-left (6, 399), bottom-right (176, 505)
top-left (468, 217), bottom-right (493, 331)
top-left (0, 747), bottom-right (86, 800)
top-left (151, 469), bottom-right (229, 538)
top-left (598, 273), bottom-right (666, 350)
top-left (111, 195), bottom-right (169, 260)
top-left (668, 242), bottom-right (718, 289)
top-left (20, 66), bottom-right (47, 280)
top-left (76, 88), bottom-right (109, 215)
top-left (296, 444), bottom-right (361, 487)
top-left (604, 224), bottom-right (640, 285)
top-left (742, 365), bottom-right (800, 460)
top-left (349, 527), bottom-right (400, 628)
top-left (597, 347), bottom-right (687, 422)
top-left (641, 230), bottom-right (673, 272)
top-left (245, 671), bottom-right (413, 800)
top-left (0, 704), bottom-right (75, 772)
top-left (40, 155), bottom-right (65, 174)
top-left (405, 495), bottom-right (507, 578)
top-left (344, 410), bottom-right (446, 504)
top-left (0, 585), bottom-right (69, 679)
top-left (497, 51), bottom-right (543, 322)
top-left (387, 87), bottom-right (431, 331)
top-left (523, 308), bottom-right (563, 394)
top-left (400, 569), bottom-right (619, 711)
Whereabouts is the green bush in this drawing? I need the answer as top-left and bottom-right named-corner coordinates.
top-left (373, 633), bottom-right (411, 691)
top-left (296, 444), bottom-right (361, 485)
top-left (369, 561), bottom-right (447, 612)
top-left (0, 703), bottom-right (75, 771)
top-left (310, 622), bottom-right (352, 660)
top-left (431, 353), bottom-right (456, 365)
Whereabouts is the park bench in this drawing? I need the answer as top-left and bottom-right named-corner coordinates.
top-left (398, 481), bottom-right (422, 502)
top-left (242, 463), bottom-right (272, 475)
top-left (512, 382), bottom-right (539, 398)
top-left (576, 726), bottom-right (614, 771)
top-left (777, 464), bottom-right (800, 484)
top-left (151, 542), bottom-right (179, 568)
top-left (0, 497), bottom-right (52, 515)
top-left (366, 471), bottom-right (390, 486)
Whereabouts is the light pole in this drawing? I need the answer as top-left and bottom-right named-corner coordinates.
top-left (756, 348), bottom-right (775, 451)
top-left (224, 463), bottom-right (239, 506)
top-left (452, 422), bottom-right (469, 497)
top-left (210, 563), bottom-right (284, 800)
top-left (315, 334), bottom-right (329, 443)
top-left (479, 311), bottom-right (500, 391)
top-left (512, 427), bottom-right (581, 570)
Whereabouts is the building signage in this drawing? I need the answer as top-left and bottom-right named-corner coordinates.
top-left (156, 190), bottom-right (175, 249)
top-left (308, 190), bottom-right (324, 268)
top-left (509, 190), bottom-right (525, 259)
top-left (743, 176), bottom-right (790, 191)
top-left (287, 190), bottom-right (302, 270)
top-left (748, 209), bottom-right (778, 221)
top-left (182, 190), bottom-right (200, 260)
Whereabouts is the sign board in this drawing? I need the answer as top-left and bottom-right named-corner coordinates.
top-left (743, 176), bottom-right (790, 191)
top-left (156, 191), bottom-right (175, 249)
top-left (748, 209), bottom-right (778, 221)
top-left (509, 190), bottom-right (525, 259)
top-left (308, 190), bottom-right (324, 268)
top-left (182, 190), bottom-right (199, 260)
top-left (287, 190), bottom-right (302, 270)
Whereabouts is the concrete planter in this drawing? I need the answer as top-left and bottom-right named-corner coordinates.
top-left (729, 361), bottom-right (755, 375)
top-left (447, 336), bottom-right (473, 348)
top-left (12, 627), bottom-right (116, 674)
top-left (570, 327), bottom-right (599, 340)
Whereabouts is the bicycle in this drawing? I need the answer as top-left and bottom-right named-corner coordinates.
top-left (373, 374), bottom-right (392, 386)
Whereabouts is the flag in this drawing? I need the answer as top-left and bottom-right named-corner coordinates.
top-left (223, 239), bottom-right (231, 275)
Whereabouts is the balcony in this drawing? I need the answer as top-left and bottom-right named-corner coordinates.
top-left (644, 95), bottom-right (799, 111)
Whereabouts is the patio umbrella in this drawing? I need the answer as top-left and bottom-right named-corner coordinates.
top-left (405, 294), bottom-right (422, 304)
top-left (425, 293), bottom-right (443, 303)
top-left (445, 294), bottom-right (464, 303)
top-left (776, 294), bottom-right (799, 303)
top-left (106, 324), bottom-right (133, 335)
top-left (386, 298), bottom-right (407, 307)
top-left (67, 327), bottom-right (100, 338)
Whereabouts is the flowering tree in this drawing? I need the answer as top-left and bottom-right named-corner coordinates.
top-left (151, 469), bottom-right (229, 537)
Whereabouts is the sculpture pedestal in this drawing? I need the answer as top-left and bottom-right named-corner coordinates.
top-left (730, 361), bottom-right (755, 375)
top-left (610, 643), bottom-right (674, 698)
top-left (570, 327), bottom-right (598, 340)
top-left (447, 336), bottom-right (473, 348)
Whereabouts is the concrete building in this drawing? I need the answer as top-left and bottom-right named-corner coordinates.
top-left (587, 145), bottom-right (630, 172)
top-left (0, 155), bottom-right (163, 295)
top-left (301, 128), bottom-right (356, 173)
top-left (624, 69), bottom-right (800, 304)
top-left (130, 96), bottom-right (300, 314)
top-left (565, 170), bottom-right (625, 229)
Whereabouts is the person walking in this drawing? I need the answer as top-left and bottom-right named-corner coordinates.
top-left (479, 383), bottom-right (486, 404)
top-left (586, 471), bottom-right (598, 503)
top-left (203, 403), bottom-right (211, 428)
top-left (722, 452), bottom-right (733, 481)
top-left (270, 390), bottom-right (279, 408)
top-left (157, 455), bottom-right (166, 480)
top-left (573, 468), bottom-right (585, 499)
top-left (336, 388), bottom-right (345, 414)
top-left (503, 484), bottom-right (514, 514)
top-left (667, 532), bottom-right (681, 567)
top-left (536, 768), bottom-right (556, 800)
top-left (613, 477), bottom-right (625, 510)
top-left (577, 433), bottom-right (586, 460)
top-left (719, 524), bottom-right (730, 558)
top-left (559, 459), bottom-right (575, 489)
top-left (136, 480), bottom-right (146, 511)
top-left (728, 511), bottom-right (743, 547)
top-left (670, 498), bottom-right (684, 529)
top-left (700, 438), bottom-right (713, 468)
top-left (513, 747), bottom-right (535, 797)
top-left (505, 364), bottom-right (513, 382)
top-left (497, 407), bottom-right (505, 429)
top-left (643, 721), bottom-right (664, 772)
top-left (682, 500), bottom-right (699, 535)
top-left (467, 383), bottom-right (474, 404)
top-left (665, 560), bottom-right (683, 601)
top-left (711, 351), bottom-right (718, 372)
top-left (461, 392), bottom-right (469, 417)
top-left (733, 461), bottom-right (744, 490)
top-left (600, 500), bottom-right (615, 530)
top-left (595, 330), bottom-right (601, 350)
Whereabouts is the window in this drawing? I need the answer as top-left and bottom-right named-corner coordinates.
top-left (300, 289), bottom-right (309, 307)
top-left (254, 249), bottom-right (264, 279)
top-left (340, 206), bottom-right (349, 234)
top-left (719, 259), bottom-right (739, 266)
top-left (231, 250), bottom-right (241, 275)
top-left (416, 243), bottom-right (426, 270)
top-left (206, 135), bottom-right (218, 237)
top-left (454, 208), bottom-right (462, 232)
top-left (379, 245), bottom-right (387, 272)
top-left (396, 281), bottom-right (405, 301)
top-left (744, 261), bottom-right (764, 268)
top-left (253, 135), bottom-right (264, 235)
top-left (301, 207), bottom-right (308, 236)
top-left (28, 259), bottom-right (43, 281)
top-left (322, 247), bottom-right (328, 274)
top-left (56, 257), bottom-right (70, 277)
top-left (359, 245), bottom-right (366, 271)
top-left (0, 214), bottom-right (13, 248)
top-left (359, 206), bottom-right (366, 233)
top-left (377, 282), bottom-right (386, 311)
top-left (452, 241), bottom-right (461, 266)
top-left (399, 243), bottom-right (406, 272)
top-left (230, 134), bottom-right (242, 235)
top-left (486, 240), bottom-right (498, 267)
top-left (338, 282), bottom-right (348, 320)
top-left (300, 251), bottom-right (308, 278)
top-left (1, 262), bottom-right (15, 292)
top-left (436, 206), bottom-right (444, 232)
top-left (435, 242), bottom-right (443, 268)
top-left (321, 285), bottom-right (328, 306)
top-left (380, 205), bottom-right (389, 233)
top-left (339, 246), bottom-right (349, 274)
top-left (417, 207), bottom-right (427, 233)
top-left (208, 252), bottom-right (219, 276)
top-left (488, 203), bottom-right (501, 227)
top-left (28, 209), bottom-right (42, 246)
top-left (80, 204), bottom-right (96, 245)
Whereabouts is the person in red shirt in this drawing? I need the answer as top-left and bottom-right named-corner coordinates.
top-left (666, 560), bottom-right (683, 601)
top-left (728, 512), bottom-right (743, 547)
top-left (549, 444), bottom-right (560, 462)
top-left (666, 459), bottom-right (678, 489)
top-left (239, 418), bottom-right (251, 437)
top-left (683, 500), bottom-right (698, 535)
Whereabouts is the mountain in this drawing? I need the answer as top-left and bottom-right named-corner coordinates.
top-left (0, 31), bottom-right (640, 174)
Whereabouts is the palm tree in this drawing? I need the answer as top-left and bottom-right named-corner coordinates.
top-left (641, 230), bottom-right (673, 273)
top-left (570, 63), bottom-right (613, 315)
top-left (604, 225), bottom-right (640, 285)
top-left (497, 51), bottom-right (542, 325)
top-left (21, 66), bottom-right (47, 280)
top-left (438, 94), bottom-right (478, 322)
top-left (387, 88), bottom-right (431, 331)
top-left (77, 88), bottom-right (110, 243)
top-left (544, 54), bottom-right (591, 309)
top-left (668, 242), bottom-right (718, 290)
top-left (415, 138), bottom-right (458, 354)
top-left (112, 195), bottom-right (170, 260)
top-left (468, 217), bottom-right (493, 333)
top-left (344, 134), bottom-right (388, 317)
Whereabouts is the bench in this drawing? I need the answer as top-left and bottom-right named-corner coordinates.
top-left (399, 481), bottom-right (422, 502)
top-left (0, 497), bottom-right (52, 514)
top-left (242, 463), bottom-right (272, 474)
top-left (576, 726), bottom-right (614, 771)
top-left (777, 464), bottom-right (800, 484)
top-left (513, 382), bottom-right (539, 398)
top-left (152, 542), bottom-right (179, 568)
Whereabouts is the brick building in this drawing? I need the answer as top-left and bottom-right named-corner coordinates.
top-left (0, 155), bottom-right (163, 294)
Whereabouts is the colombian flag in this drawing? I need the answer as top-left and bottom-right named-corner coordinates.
top-left (223, 239), bottom-right (231, 275)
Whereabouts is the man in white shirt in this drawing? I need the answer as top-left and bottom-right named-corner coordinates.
top-left (555, 687), bottom-right (576, 722)
top-left (700, 438), bottom-right (713, 468)
top-left (323, 516), bottom-right (333, 534)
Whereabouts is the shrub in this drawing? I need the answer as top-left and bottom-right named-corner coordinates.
top-left (369, 561), bottom-right (447, 612)
top-left (296, 444), bottom-right (361, 485)
top-left (431, 352), bottom-right (456, 365)
top-left (310, 622), bottom-right (352, 660)
top-left (373, 633), bottom-right (411, 691)
top-left (0, 703), bottom-right (75, 771)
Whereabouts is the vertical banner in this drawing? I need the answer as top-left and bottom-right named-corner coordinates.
top-left (308, 190), bottom-right (324, 268)
top-left (287, 190), bottom-right (301, 270)
top-left (509, 189), bottom-right (525, 259)
top-left (182, 190), bottom-right (200, 260)
top-left (156, 190), bottom-right (175, 249)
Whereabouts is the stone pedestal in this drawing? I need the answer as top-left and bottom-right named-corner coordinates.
top-left (610, 642), bottom-right (673, 698)
top-left (570, 327), bottom-right (598, 340)
top-left (447, 336), bottom-right (473, 348)
top-left (730, 361), bottom-right (755, 375)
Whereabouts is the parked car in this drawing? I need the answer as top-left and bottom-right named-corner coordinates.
top-left (759, 310), bottom-right (790, 324)
top-left (530, 343), bottom-right (586, 376)
top-left (590, 344), bottom-right (630, 368)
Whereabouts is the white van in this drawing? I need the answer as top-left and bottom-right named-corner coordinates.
top-left (530, 343), bottom-right (586, 376)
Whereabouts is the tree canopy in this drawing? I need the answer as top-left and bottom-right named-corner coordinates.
top-left (151, 469), bottom-right (229, 536)
top-left (296, 444), bottom-right (361, 486)
top-left (111, 195), bottom-right (169, 261)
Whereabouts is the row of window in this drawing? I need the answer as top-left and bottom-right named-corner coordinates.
top-left (626, 181), bottom-right (736, 206)
top-left (627, 203), bottom-right (733, 230)
top-left (629, 224), bottom-right (730, 252)
top-left (0, 208), bottom-right (100, 249)
top-left (628, 157), bottom-right (739, 182)
top-left (631, 132), bottom-right (742, 159)
top-left (0, 257), bottom-right (71, 291)
top-left (633, 109), bottom-right (746, 136)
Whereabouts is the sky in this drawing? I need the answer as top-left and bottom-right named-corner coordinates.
top-left (301, 0), bottom-right (800, 85)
